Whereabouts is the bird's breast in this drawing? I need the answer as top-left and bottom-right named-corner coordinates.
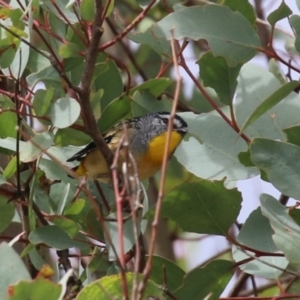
top-left (135, 131), bottom-right (183, 179)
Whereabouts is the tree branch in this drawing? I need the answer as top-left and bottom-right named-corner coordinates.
top-left (78, 0), bottom-right (114, 168)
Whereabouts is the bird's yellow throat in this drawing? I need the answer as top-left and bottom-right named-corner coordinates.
top-left (143, 131), bottom-right (183, 164)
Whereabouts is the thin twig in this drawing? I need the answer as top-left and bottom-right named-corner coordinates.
top-left (137, 31), bottom-right (182, 300)
top-left (105, 17), bottom-right (148, 81)
top-left (49, 1), bottom-right (87, 46)
top-left (99, 0), bottom-right (157, 51)
top-left (180, 56), bottom-right (251, 144)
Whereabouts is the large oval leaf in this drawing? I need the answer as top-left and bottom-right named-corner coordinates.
top-left (157, 5), bottom-right (260, 66)
top-left (161, 180), bottom-right (242, 236)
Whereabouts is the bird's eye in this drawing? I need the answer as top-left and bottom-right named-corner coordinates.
top-left (161, 118), bottom-right (169, 124)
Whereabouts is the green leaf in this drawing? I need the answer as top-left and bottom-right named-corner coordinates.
top-left (58, 42), bottom-right (80, 58)
top-left (66, 57), bottom-right (85, 85)
top-left (0, 41), bottom-right (17, 69)
top-left (286, 277), bottom-right (300, 295)
top-left (0, 8), bottom-right (23, 27)
top-left (28, 248), bottom-right (45, 271)
top-left (63, 199), bottom-right (93, 233)
top-left (0, 137), bottom-right (25, 152)
top-left (87, 252), bottom-right (109, 275)
top-left (26, 65), bottom-right (62, 90)
top-left (268, 58), bottom-right (286, 85)
top-left (42, 0), bottom-right (78, 24)
top-left (0, 174), bottom-right (6, 184)
top-left (198, 51), bottom-right (242, 105)
top-left (131, 91), bottom-right (171, 117)
top-left (20, 132), bottom-right (54, 163)
top-left (181, 85), bottom-right (222, 113)
top-left (98, 97), bottom-right (131, 133)
top-left (175, 260), bottom-right (234, 300)
top-left (54, 128), bottom-right (90, 147)
top-left (2, 24), bottom-right (30, 78)
top-left (105, 212), bottom-right (142, 261)
top-left (289, 207), bottom-right (300, 227)
top-left (9, 277), bottom-right (62, 300)
top-left (235, 63), bottom-right (300, 140)
top-left (129, 24), bottom-right (171, 58)
top-left (28, 225), bottom-right (89, 251)
top-left (175, 112), bottom-right (259, 186)
top-left (3, 156), bottom-right (17, 179)
top-left (232, 208), bottom-right (288, 279)
top-left (50, 97), bottom-right (81, 128)
top-left (130, 77), bottom-right (172, 97)
top-left (26, 51), bottom-right (51, 74)
top-left (46, 215), bottom-right (79, 237)
top-left (149, 255), bottom-right (185, 292)
top-left (0, 95), bottom-right (17, 138)
top-left (222, 0), bottom-right (256, 26)
top-left (239, 81), bottom-right (299, 136)
top-left (33, 88), bottom-right (54, 117)
top-left (283, 125), bottom-right (300, 147)
top-left (250, 138), bottom-right (300, 199)
top-left (289, 15), bottom-right (300, 54)
top-left (90, 88), bottom-right (103, 120)
top-left (0, 196), bottom-right (14, 233)
top-left (267, 1), bottom-right (292, 27)
top-left (157, 5), bottom-right (260, 66)
top-left (94, 54), bottom-right (123, 110)
top-left (261, 194), bottom-right (300, 264)
top-left (86, 208), bottom-right (104, 240)
top-left (102, 0), bottom-right (114, 18)
top-left (0, 243), bottom-right (31, 300)
top-left (76, 273), bottom-right (165, 300)
top-left (161, 180), bottom-right (242, 236)
top-left (80, 0), bottom-right (94, 21)
top-left (80, 0), bottom-right (95, 22)
top-left (64, 198), bottom-right (86, 216)
top-left (48, 14), bottom-right (65, 56)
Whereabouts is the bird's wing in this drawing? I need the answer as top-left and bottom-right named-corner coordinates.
top-left (66, 125), bottom-right (131, 162)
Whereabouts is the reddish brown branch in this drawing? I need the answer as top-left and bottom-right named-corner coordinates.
top-left (99, 0), bottom-right (157, 51)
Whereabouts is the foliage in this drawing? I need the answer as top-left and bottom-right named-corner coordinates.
top-left (0, 0), bottom-right (300, 299)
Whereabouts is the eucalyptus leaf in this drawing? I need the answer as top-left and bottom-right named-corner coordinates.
top-left (233, 207), bottom-right (288, 279)
top-left (0, 95), bottom-right (17, 138)
top-left (175, 112), bottom-right (259, 185)
top-left (239, 81), bottom-right (299, 136)
top-left (20, 132), bottom-right (54, 162)
top-left (0, 243), bottom-right (31, 300)
top-left (161, 180), bottom-right (242, 235)
top-left (50, 97), bottom-right (81, 128)
top-left (289, 15), bottom-right (300, 54)
top-left (250, 138), bottom-right (300, 200)
top-left (283, 125), bottom-right (300, 147)
top-left (222, 0), bottom-right (256, 26)
top-left (9, 277), bottom-right (62, 300)
top-left (235, 64), bottom-right (300, 140)
top-left (267, 1), bottom-right (292, 27)
top-left (0, 196), bottom-right (14, 233)
top-left (175, 260), bottom-right (234, 300)
top-left (157, 5), bottom-right (260, 66)
top-left (28, 225), bottom-right (89, 251)
top-left (76, 273), bottom-right (165, 300)
top-left (261, 194), bottom-right (300, 264)
top-left (198, 51), bottom-right (242, 105)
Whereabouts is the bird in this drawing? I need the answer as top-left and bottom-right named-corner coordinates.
top-left (67, 112), bottom-right (188, 182)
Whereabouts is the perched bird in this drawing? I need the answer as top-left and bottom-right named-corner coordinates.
top-left (67, 112), bottom-right (188, 182)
